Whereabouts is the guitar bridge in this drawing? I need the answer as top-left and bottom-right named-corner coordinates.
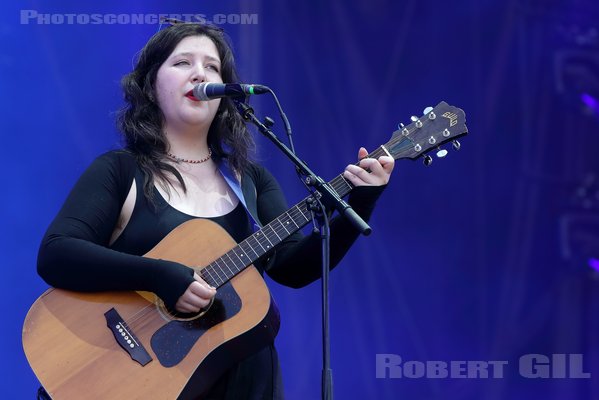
top-left (105, 308), bottom-right (152, 366)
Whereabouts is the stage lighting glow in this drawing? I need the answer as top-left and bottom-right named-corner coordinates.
top-left (581, 93), bottom-right (599, 115)
top-left (589, 258), bottom-right (599, 271)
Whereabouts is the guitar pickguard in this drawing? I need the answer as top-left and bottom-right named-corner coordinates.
top-left (150, 282), bottom-right (241, 367)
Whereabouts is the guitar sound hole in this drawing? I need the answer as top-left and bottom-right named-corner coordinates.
top-left (157, 297), bottom-right (215, 321)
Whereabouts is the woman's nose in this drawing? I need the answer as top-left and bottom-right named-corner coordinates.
top-left (191, 66), bottom-right (206, 83)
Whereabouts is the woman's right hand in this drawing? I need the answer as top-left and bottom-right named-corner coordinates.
top-left (174, 272), bottom-right (217, 313)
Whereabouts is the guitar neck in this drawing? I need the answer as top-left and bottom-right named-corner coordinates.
top-left (198, 145), bottom-right (387, 288)
top-left (198, 100), bottom-right (470, 287)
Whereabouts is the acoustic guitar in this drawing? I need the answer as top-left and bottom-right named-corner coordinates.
top-left (22, 102), bottom-right (468, 399)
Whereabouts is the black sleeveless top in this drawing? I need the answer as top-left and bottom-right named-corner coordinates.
top-left (110, 168), bottom-right (253, 256)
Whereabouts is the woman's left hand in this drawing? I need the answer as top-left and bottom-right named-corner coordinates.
top-left (343, 147), bottom-right (395, 187)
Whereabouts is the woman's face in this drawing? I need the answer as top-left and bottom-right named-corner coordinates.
top-left (155, 35), bottom-right (223, 135)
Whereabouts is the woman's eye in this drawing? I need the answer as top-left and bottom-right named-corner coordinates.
top-left (206, 64), bottom-right (220, 72)
top-left (174, 60), bottom-right (190, 66)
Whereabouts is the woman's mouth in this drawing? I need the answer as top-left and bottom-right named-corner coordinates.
top-left (185, 90), bottom-right (200, 102)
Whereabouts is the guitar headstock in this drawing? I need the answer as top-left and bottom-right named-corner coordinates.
top-left (382, 102), bottom-right (468, 165)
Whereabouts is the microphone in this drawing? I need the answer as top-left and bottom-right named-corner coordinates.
top-left (192, 83), bottom-right (269, 101)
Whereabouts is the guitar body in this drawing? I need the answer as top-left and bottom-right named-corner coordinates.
top-left (22, 218), bottom-right (280, 400)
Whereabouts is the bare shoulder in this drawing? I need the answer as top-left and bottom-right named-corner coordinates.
top-left (109, 178), bottom-right (137, 246)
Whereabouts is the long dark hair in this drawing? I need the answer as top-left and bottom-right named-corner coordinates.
top-left (117, 23), bottom-right (254, 203)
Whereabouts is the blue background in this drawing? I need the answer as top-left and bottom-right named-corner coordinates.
top-left (2, 0), bottom-right (599, 399)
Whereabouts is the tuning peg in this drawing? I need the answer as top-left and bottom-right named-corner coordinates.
top-left (423, 155), bottom-right (433, 166)
top-left (411, 116), bottom-right (423, 128)
top-left (452, 140), bottom-right (461, 151)
top-left (398, 122), bottom-right (410, 136)
top-left (436, 147), bottom-right (448, 158)
top-left (423, 106), bottom-right (436, 120)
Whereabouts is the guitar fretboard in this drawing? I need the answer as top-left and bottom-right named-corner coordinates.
top-left (199, 146), bottom-right (388, 288)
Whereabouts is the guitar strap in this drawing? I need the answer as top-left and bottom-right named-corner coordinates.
top-left (217, 158), bottom-right (263, 230)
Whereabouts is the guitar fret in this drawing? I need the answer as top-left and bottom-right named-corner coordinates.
top-left (298, 207), bottom-right (310, 223)
top-left (212, 257), bottom-right (228, 286)
top-left (239, 248), bottom-right (250, 260)
top-left (253, 232), bottom-right (268, 253)
top-left (339, 176), bottom-right (353, 193)
top-left (240, 241), bottom-right (259, 260)
top-left (278, 215), bottom-right (291, 234)
top-left (298, 211), bottom-right (310, 225)
top-left (277, 219), bottom-right (289, 236)
top-left (210, 264), bottom-right (227, 286)
top-left (224, 252), bottom-right (241, 272)
top-left (230, 248), bottom-right (246, 266)
top-left (246, 236), bottom-right (265, 257)
top-left (203, 266), bottom-right (219, 285)
top-left (269, 223), bottom-right (283, 241)
top-left (216, 257), bottom-right (235, 277)
top-left (199, 268), bottom-right (214, 287)
top-left (330, 177), bottom-right (351, 198)
top-left (262, 228), bottom-right (275, 248)
top-left (371, 147), bottom-right (385, 158)
top-left (286, 210), bottom-right (300, 229)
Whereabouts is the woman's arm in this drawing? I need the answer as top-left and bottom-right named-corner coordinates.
top-left (37, 151), bottom-right (195, 308)
top-left (251, 149), bottom-right (393, 288)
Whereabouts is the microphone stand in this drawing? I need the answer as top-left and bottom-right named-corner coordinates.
top-left (234, 100), bottom-right (371, 400)
top-left (234, 100), bottom-right (371, 235)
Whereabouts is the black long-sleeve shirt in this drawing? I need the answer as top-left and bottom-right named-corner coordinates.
top-left (36, 149), bottom-right (385, 399)
top-left (38, 150), bottom-right (384, 305)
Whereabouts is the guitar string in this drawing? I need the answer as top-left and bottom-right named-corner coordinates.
top-left (182, 112), bottom-right (448, 290)
top-left (120, 170), bottom-right (363, 328)
top-left (194, 116), bottom-right (447, 289)
top-left (121, 176), bottom-right (350, 327)
top-left (121, 202), bottom-right (314, 328)
top-left (120, 146), bottom-right (397, 328)
top-left (120, 112), bottom-right (452, 327)
top-left (197, 202), bottom-right (311, 287)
